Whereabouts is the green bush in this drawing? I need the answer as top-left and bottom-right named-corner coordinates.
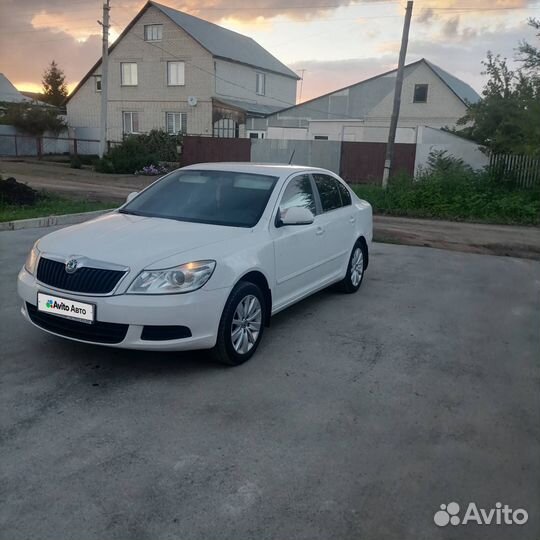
top-left (352, 152), bottom-right (540, 225)
top-left (94, 130), bottom-right (181, 174)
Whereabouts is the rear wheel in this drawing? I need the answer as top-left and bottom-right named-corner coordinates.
top-left (336, 241), bottom-right (367, 293)
top-left (211, 281), bottom-right (265, 366)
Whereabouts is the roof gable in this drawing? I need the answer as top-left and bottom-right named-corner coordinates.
top-left (150, 2), bottom-right (298, 79)
top-left (423, 60), bottom-right (480, 105)
top-left (270, 58), bottom-right (480, 118)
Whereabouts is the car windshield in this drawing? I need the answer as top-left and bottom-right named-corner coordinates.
top-left (120, 169), bottom-right (278, 228)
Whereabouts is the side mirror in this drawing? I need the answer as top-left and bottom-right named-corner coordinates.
top-left (279, 206), bottom-right (315, 226)
top-left (126, 191), bottom-right (138, 203)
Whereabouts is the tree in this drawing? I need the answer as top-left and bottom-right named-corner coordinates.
top-left (454, 53), bottom-right (540, 156)
top-left (3, 103), bottom-right (66, 136)
top-left (517, 18), bottom-right (540, 73)
top-left (41, 60), bottom-right (68, 106)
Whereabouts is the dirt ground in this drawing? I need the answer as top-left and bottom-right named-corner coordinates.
top-left (0, 158), bottom-right (155, 202)
top-left (2, 158), bottom-right (539, 260)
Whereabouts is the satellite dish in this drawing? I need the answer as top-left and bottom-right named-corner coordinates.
top-left (188, 96), bottom-right (198, 106)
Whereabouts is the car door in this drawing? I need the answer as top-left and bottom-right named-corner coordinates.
top-left (312, 173), bottom-right (356, 282)
top-left (271, 173), bottom-right (327, 311)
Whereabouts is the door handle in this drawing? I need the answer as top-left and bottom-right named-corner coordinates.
top-left (316, 227), bottom-right (325, 236)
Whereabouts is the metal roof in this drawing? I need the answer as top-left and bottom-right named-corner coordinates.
top-left (214, 97), bottom-right (285, 116)
top-left (151, 2), bottom-right (299, 79)
top-left (424, 60), bottom-right (480, 105)
top-left (0, 73), bottom-right (34, 103)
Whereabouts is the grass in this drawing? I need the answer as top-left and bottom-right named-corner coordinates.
top-left (352, 172), bottom-right (540, 226)
top-left (0, 194), bottom-right (117, 222)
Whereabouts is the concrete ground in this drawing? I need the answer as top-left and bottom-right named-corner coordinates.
top-left (1, 227), bottom-right (539, 540)
top-left (2, 158), bottom-right (539, 259)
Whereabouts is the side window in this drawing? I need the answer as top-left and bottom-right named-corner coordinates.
top-left (313, 174), bottom-right (342, 212)
top-left (279, 174), bottom-right (317, 217)
top-left (336, 180), bottom-right (352, 206)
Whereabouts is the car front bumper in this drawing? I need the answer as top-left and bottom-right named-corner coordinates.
top-left (17, 267), bottom-right (230, 351)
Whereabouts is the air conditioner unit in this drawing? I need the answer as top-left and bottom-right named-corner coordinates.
top-left (188, 96), bottom-right (198, 106)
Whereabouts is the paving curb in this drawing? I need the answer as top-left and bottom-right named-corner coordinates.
top-left (0, 210), bottom-right (111, 232)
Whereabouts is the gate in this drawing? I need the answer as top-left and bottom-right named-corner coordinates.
top-left (182, 136), bottom-right (250, 166)
top-left (340, 142), bottom-right (416, 184)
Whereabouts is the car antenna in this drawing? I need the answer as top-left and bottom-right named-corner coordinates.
top-left (288, 148), bottom-right (296, 164)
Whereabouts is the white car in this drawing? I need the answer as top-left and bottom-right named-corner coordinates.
top-left (18, 163), bottom-right (372, 365)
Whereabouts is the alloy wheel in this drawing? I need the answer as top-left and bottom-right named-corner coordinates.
top-left (231, 294), bottom-right (262, 354)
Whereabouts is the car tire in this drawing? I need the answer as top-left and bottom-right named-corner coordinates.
top-left (336, 240), bottom-right (367, 293)
top-left (211, 281), bottom-right (266, 366)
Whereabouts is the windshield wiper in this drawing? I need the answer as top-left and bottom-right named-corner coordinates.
top-left (118, 208), bottom-right (146, 216)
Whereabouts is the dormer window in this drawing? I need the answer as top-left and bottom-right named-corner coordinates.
top-left (144, 24), bottom-right (163, 41)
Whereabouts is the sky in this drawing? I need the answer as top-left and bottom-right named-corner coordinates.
top-left (0, 0), bottom-right (538, 103)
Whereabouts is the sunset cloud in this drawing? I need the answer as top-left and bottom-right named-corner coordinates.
top-left (0, 0), bottom-right (536, 102)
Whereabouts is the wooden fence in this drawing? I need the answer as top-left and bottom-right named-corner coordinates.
top-left (489, 153), bottom-right (540, 188)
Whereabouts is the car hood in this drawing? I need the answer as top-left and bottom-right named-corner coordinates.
top-left (37, 212), bottom-right (250, 269)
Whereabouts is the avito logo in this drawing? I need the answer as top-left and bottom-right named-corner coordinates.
top-left (434, 502), bottom-right (528, 527)
top-left (46, 299), bottom-right (54, 309)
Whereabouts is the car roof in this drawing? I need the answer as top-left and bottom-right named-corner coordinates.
top-left (180, 162), bottom-right (331, 177)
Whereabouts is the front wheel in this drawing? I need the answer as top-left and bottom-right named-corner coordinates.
top-left (336, 241), bottom-right (367, 293)
top-left (211, 281), bottom-right (265, 366)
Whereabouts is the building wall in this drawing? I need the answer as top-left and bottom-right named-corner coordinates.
top-left (214, 59), bottom-right (296, 108)
top-left (414, 126), bottom-right (488, 172)
top-left (366, 62), bottom-right (468, 129)
top-left (68, 6), bottom-right (217, 141)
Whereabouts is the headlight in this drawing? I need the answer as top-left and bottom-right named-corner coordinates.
top-left (127, 260), bottom-right (216, 294)
top-left (25, 243), bottom-right (40, 275)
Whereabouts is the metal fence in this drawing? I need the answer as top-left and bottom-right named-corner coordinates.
top-left (489, 153), bottom-right (540, 188)
top-left (182, 136), bottom-right (417, 183)
top-left (0, 133), bottom-right (102, 157)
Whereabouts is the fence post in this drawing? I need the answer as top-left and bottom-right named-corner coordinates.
top-left (14, 135), bottom-right (18, 157)
top-left (36, 137), bottom-right (43, 159)
top-left (73, 138), bottom-right (78, 156)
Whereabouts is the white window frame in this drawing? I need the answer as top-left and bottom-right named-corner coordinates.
top-left (167, 61), bottom-right (185, 86)
top-left (256, 72), bottom-right (266, 96)
top-left (144, 24), bottom-right (163, 41)
top-left (122, 111), bottom-right (140, 135)
top-left (166, 112), bottom-right (187, 134)
top-left (121, 62), bottom-right (138, 86)
top-left (95, 75), bottom-right (102, 92)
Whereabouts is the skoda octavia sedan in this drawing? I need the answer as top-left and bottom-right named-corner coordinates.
top-left (18, 164), bottom-right (372, 365)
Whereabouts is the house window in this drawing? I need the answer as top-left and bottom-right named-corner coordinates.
top-left (123, 111), bottom-right (139, 134)
top-left (248, 131), bottom-right (265, 139)
top-left (256, 72), bottom-right (265, 96)
top-left (166, 112), bottom-right (187, 134)
top-left (144, 24), bottom-right (163, 41)
top-left (213, 118), bottom-right (238, 138)
top-left (413, 84), bottom-right (428, 103)
top-left (168, 61), bottom-right (185, 86)
top-left (314, 135), bottom-right (329, 140)
top-left (121, 63), bottom-right (138, 86)
top-left (95, 75), bottom-right (102, 92)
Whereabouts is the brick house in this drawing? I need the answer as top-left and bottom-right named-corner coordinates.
top-left (66, 1), bottom-right (299, 142)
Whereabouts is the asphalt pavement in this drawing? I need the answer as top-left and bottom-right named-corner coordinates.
top-left (1, 226), bottom-right (539, 540)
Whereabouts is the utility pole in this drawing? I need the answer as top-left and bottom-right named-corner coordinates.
top-left (98, 0), bottom-right (110, 158)
top-left (382, 0), bottom-right (413, 189)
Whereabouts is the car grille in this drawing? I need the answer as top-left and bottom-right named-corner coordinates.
top-left (36, 257), bottom-right (126, 294)
top-left (26, 303), bottom-right (128, 344)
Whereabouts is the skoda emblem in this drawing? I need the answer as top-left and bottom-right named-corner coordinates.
top-left (65, 257), bottom-right (79, 274)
